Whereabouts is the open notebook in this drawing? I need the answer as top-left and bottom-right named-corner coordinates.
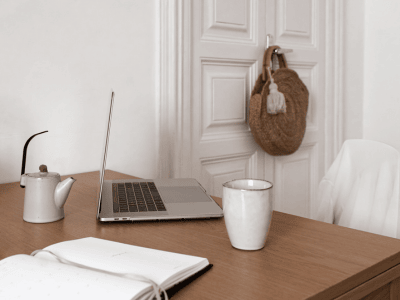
top-left (0, 238), bottom-right (211, 300)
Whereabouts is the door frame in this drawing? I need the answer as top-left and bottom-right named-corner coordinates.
top-left (156, 0), bottom-right (344, 179)
top-left (156, 0), bottom-right (191, 179)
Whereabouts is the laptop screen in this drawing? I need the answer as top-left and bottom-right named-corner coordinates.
top-left (96, 90), bottom-right (115, 219)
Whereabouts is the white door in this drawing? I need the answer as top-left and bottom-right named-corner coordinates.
top-left (161, 0), bottom-right (328, 219)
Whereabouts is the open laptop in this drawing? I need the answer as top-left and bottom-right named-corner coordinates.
top-left (97, 91), bottom-right (224, 222)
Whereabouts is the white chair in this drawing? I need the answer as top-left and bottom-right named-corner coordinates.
top-left (314, 139), bottom-right (400, 238)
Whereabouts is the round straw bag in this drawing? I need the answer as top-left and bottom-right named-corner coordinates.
top-left (249, 46), bottom-right (309, 156)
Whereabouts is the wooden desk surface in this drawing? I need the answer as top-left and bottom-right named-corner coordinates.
top-left (2, 170), bottom-right (400, 299)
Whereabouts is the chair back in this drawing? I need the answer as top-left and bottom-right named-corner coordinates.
top-left (315, 139), bottom-right (400, 238)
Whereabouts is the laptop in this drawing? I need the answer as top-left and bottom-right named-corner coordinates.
top-left (97, 91), bottom-right (224, 222)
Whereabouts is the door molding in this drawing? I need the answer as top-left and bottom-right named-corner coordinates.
top-left (324, 0), bottom-right (345, 173)
top-left (156, 0), bottom-right (191, 178)
top-left (157, 0), bottom-right (344, 178)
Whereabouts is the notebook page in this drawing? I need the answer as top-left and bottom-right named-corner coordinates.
top-left (0, 254), bottom-right (151, 300)
top-left (40, 237), bottom-right (209, 288)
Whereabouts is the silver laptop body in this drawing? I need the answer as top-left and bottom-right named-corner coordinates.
top-left (97, 91), bottom-right (223, 221)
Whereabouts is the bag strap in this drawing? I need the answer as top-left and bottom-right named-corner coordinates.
top-left (262, 46), bottom-right (288, 81)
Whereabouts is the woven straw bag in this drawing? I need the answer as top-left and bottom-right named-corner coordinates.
top-left (249, 46), bottom-right (309, 156)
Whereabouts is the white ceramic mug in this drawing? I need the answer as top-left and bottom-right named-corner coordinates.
top-left (222, 179), bottom-right (273, 250)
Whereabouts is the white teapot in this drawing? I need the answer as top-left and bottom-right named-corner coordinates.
top-left (20, 131), bottom-right (76, 223)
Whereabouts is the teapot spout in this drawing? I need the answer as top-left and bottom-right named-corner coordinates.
top-left (54, 177), bottom-right (76, 208)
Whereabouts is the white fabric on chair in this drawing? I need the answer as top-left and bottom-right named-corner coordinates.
top-left (314, 139), bottom-right (400, 238)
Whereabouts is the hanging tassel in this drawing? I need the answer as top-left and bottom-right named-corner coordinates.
top-left (266, 67), bottom-right (286, 114)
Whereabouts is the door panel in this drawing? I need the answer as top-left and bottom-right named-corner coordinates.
top-left (186, 0), bottom-right (325, 219)
top-left (202, 0), bottom-right (257, 44)
top-left (200, 59), bottom-right (255, 139)
top-left (268, 0), bottom-right (325, 218)
top-left (275, 0), bottom-right (315, 47)
top-left (274, 144), bottom-right (318, 218)
top-left (200, 153), bottom-right (256, 198)
top-left (192, 0), bottom-right (265, 201)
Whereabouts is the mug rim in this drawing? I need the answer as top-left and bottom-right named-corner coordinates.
top-left (222, 178), bottom-right (273, 191)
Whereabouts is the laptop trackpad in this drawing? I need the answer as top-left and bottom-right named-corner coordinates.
top-left (158, 187), bottom-right (212, 204)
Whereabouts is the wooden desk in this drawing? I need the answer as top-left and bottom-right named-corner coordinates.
top-left (2, 170), bottom-right (400, 299)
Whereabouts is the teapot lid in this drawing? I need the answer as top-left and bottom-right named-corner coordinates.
top-left (26, 165), bottom-right (60, 179)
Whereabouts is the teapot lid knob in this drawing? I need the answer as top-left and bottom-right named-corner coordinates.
top-left (39, 165), bottom-right (48, 172)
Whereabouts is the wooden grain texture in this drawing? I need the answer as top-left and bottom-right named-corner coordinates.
top-left (2, 170), bottom-right (400, 300)
top-left (390, 277), bottom-right (400, 300)
top-left (361, 283), bottom-right (390, 300)
top-left (335, 263), bottom-right (400, 299)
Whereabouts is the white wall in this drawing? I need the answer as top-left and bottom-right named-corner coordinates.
top-left (363, 0), bottom-right (400, 152)
top-left (0, 0), bottom-right (158, 184)
top-left (343, 0), bottom-right (364, 141)
top-left (343, 0), bottom-right (400, 153)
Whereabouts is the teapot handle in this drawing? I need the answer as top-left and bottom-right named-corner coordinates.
top-left (21, 131), bottom-right (48, 179)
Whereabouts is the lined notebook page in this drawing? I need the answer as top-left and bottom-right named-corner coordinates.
top-left (41, 237), bottom-right (209, 288)
top-left (0, 254), bottom-right (149, 300)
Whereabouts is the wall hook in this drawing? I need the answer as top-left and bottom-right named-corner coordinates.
top-left (265, 34), bottom-right (293, 54)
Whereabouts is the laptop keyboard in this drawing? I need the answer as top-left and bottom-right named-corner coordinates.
top-left (112, 182), bottom-right (167, 213)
